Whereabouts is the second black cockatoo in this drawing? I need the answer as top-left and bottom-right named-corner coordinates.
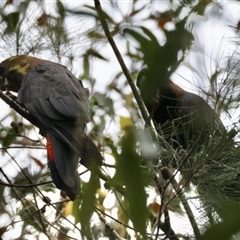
top-left (132, 17), bottom-right (240, 220)
top-left (0, 55), bottom-right (103, 200)
top-left (130, 17), bottom-right (226, 149)
top-left (137, 67), bottom-right (226, 149)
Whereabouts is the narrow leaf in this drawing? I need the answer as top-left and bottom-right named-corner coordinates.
top-left (79, 166), bottom-right (99, 235)
top-left (56, 0), bottom-right (65, 19)
top-left (122, 27), bottom-right (150, 47)
top-left (86, 48), bottom-right (108, 61)
top-left (140, 26), bottom-right (160, 46)
top-left (72, 197), bottom-right (82, 224)
top-left (117, 127), bottom-right (148, 238)
top-left (67, 9), bottom-right (98, 19)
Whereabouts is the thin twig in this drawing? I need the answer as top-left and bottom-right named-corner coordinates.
top-left (0, 90), bottom-right (40, 127)
top-left (95, 209), bottom-right (124, 240)
top-left (5, 203), bottom-right (78, 240)
top-left (0, 146), bottom-right (45, 150)
top-left (4, 149), bottom-right (83, 234)
top-left (95, 206), bottom-right (134, 231)
top-left (0, 167), bottom-right (51, 238)
top-left (3, 150), bottom-right (48, 234)
top-left (0, 179), bottom-right (52, 188)
top-left (157, 209), bottom-right (179, 240)
top-left (167, 170), bottom-right (201, 238)
top-left (153, 175), bottom-right (180, 240)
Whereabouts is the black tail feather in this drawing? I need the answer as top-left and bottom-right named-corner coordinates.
top-left (47, 132), bottom-right (80, 200)
top-left (79, 135), bottom-right (103, 169)
top-left (48, 161), bottom-right (80, 200)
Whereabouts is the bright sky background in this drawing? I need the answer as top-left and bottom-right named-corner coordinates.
top-left (1, 1), bottom-right (240, 239)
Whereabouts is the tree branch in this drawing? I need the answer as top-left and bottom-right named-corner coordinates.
top-left (158, 210), bottom-right (179, 240)
top-left (93, 0), bottom-right (158, 137)
top-left (0, 179), bottom-right (52, 188)
top-left (0, 90), bottom-right (40, 127)
top-left (167, 170), bottom-right (201, 238)
top-left (95, 209), bottom-right (124, 240)
top-left (153, 174), bottom-right (180, 240)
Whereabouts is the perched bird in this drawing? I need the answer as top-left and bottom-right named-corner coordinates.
top-left (130, 17), bottom-right (239, 221)
top-left (137, 67), bottom-right (226, 150)
top-left (0, 55), bottom-right (102, 200)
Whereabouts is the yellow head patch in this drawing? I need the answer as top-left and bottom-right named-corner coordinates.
top-left (9, 63), bottom-right (30, 75)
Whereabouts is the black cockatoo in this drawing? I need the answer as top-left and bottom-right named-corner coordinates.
top-left (137, 68), bottom-right (226, 149)
top-left (128, 17), bottom-right (226, 149)
top-left (131, 17), bottom-right (239, 220)
top-left (0, 55), bottom-right (103, 200)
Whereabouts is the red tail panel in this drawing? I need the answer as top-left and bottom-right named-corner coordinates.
top-left (46, 135), bottom-right (54, 162)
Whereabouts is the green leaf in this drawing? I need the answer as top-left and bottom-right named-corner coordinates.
top-left (19, 1), bottom-right (32, 13)
top-left (86, 48), bottom-right (108, 61)
top-left (19, 202), bottom-right (47, 232)
top-left (192, 0), bottom-right (212, 15)
top-left (2, 11), bottom-right (20, 34)
top-left (140, 26), bottom-right (160, 46)
top-left (199, 202), bottom-right (240, 240)
top-left (67, 9), bottom-right (98, 19)
top-left (117, 127), bottom-right (148, 238)
top-left (11, 167), bottom-right (45, 199)
top-left (87, 31), bottom-right (105, 40)
top-left (92, 92), bottom-right (114, 116)
top-left (0, 184), bottom-right (6, 215)
top-left (56, 0), bottom-right (65, 19)
top-left (128, 5), bottom-right (147, 18)
top-left (1, 128), bottom-right (16, 147)
top-left (80, 54), bottom-right (90, 80)
top-left (72, 197), bottom-right (82, 224)
top-left (122, 27), bottom-right (150, 47)
top-left (119, 116), bottom-right (134, 130)
top-left (79, 166), bottom-right (100, 236)
top-left (83, 5), bottom-right (116, 24)
top-left (122, 27), bottom-right (161, 67)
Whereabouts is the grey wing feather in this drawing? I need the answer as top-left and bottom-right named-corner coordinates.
top-left (18, 62), bottom-right (90, 123)
top-left (180, 92), bottom-right (226, 133)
